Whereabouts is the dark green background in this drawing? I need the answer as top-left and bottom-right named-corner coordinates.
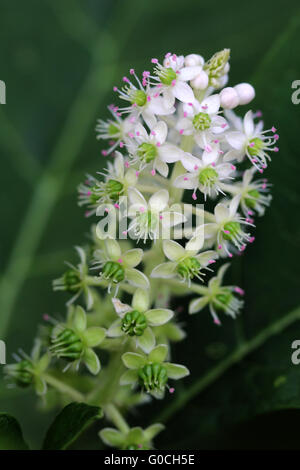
top-left (1, 0), bottom-right (300, 449)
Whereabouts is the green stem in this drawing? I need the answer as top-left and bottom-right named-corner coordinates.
top-left (43, 373), bottom-right (85, 402)
top-left (104, 403), bottom-right (129, 434)
top-left (157, 304), bottom-right (300, 423)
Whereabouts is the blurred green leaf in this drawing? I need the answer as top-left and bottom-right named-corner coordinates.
top-left (43, 402), bottom-right (103, 450)
top-left (0, 413), bottom-right (29, 450)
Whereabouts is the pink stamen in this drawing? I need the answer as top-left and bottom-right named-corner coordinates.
top-left (122, 76), bottom-right (129, 83)
top-left (140, 206), bottom-right (145, 212)
top-left (179, 129), bottom-right (184, 135)
top-left (208, 259), bottom-right (216, 264)
top-left (218, 244), bottom-right (222, 250)
top-left (169, 387), bottom-right (175, 394)
top-left (129, 68), bottom-right (135, 75)
top-left (192, 193), bottom-right (197, 200)
top-left (271, 126), bottom-right (277, 133)
top-left (151, 58), bottom-right (158, 64)
top-left (114, 203), bottom-right (120, 209)
top-left (117, 258), bottom-right (123, 263)
top-left (101, 150), bottom-right (108, 156)
top-left (125, 161), bottom-right (130, 168)
top-left (151, 169), bottom-right (156, 176)
top-left (234, 287), bottom-right (245, 296)
top-left (119, 141), bottom-right (124, 148)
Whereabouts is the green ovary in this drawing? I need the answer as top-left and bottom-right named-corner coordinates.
top-left (121, 310), bottom-right (148, 337)
top-left (198, 167), bottom-right (218, 186)
top-left (130, 90), bottom-right (147, 107)
top-left (245, 189), bottom-right (260, 208)
top-left (102, 261), bottom-right (125, 283)
top-left (138, 363), bottom-right (168, 393)
top-left (214, 289), bottom-right (233, 311)
top-left (192, 112), bottom-right (211, 131)
top-left (159, 67), bottom-right (177, 86)
top-left (137, 143), bottom-right (158, 163)
top-left (50, 328), bottom-right (83, 361)
top-left (177, 257), bottom-right (201, 280)
top-left (247, 137), bottom-right (264, 156)
top-left (63, 270), bottom-right (81, 293)
top-left (106, 179), bottom-right (124, 202)
top-left (108, 123), bottom-right (120, 136)
top-left (223, 221), bottom-right (241, 241)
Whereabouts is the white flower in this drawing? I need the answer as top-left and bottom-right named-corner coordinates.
top-left (151, 239), bottom-right (217, 285)
top-left (95, 108), bottom-right (135, 156)
top-left (127, 121), bottom-right (185, 177)
top-left (78, 152), bottom-right (137, 216)
top-left (107, 288), bottom-right (174, 354)
top-left (93, 238), bottom-right (149, 294)
top-left (174, 144), bottom-right (234, 200)
top-left (225, 110), bottom-right (279, 171)
top-left (201, 195), bottom-right (255, 257)
top-left (220, 168), bottom-right (272, 217)
top-left (176, 94), bottom-right (228, 149)
top-left (113, 69), bottom-right (174, 129)
top-left (128, 188), bottom-right (186, 242)
top-left (189, 264), bottom-right (244, 325)
top-left (151, 53), bottom-right (201, 106)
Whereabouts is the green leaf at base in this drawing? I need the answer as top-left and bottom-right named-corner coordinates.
top-left (0, 413), bottom-right (29, 450)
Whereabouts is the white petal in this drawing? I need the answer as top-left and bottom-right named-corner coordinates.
top-left (107, 319), bottom-right (123, 337)
top-left (159, 143), bottom-right (184, 163)
top-left (134, 122), bottom-right (148, 140)
top-left (137, 327), bottom-right (156, 354)
top-left (215, 203), bottom-right (230, 223)
top-left (114, 151), bottom-right (124, 178)
top-left (151, 262), bottom-right (177, 278)
top-left (195, 250), bottom-right (218, 266)
top-left (189, 296), bottom-right (209, 314)
top-left (226, 131), bottom-right (246, 150)
top-left (202, 145), bottom-right (219, 165)
top-left (128, 187), bottom-right (147, 207)
top-left (229, 195), bottom-right (241, 217)
top-left (203, 223), bottom-right (218, 239)
top-left (200, 94), bottom-right (220, 114)
top-left (149, 189), bottom-right (169, 212)
top-left (154, 158), bottom-right (169, 177)
top-left (174, 174), bottom-right (196, 190)
top-left (152, 121), bottom-right (168, 144)
top-left (186, 231), bottom-right (204, 251)
top-left (126, 268), bottom-right (150, 289)
top-left (180, 152), bottom-right (201, 172)
top-left (112, 298), bottom-right (131, 317)
top-left (132, 288), bottom-right (150, 312)
top-left (179, 65), bottom-right (203, 81)
top-left (161, 211), bottom-right (186, 228)
top-left (173, 81), bottom-right (195, 103)
top-left (163, 240), bottom-right (185, 261)
top-left (142, 109), bottom-right (157, 128)
top-left (104, 239), bottom-right (121, 260)
top-left (243, 110), bottom-right (254, 137)
top-left (122, 248), bottom-right (143, 268)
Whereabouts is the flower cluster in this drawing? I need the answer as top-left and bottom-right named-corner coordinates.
top-left (6, 49), bottom-right (278, 450)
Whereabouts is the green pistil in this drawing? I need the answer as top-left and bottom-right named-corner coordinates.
top-left (102, 261), bottom-right (125, 283)
top-left (106, 179), bottom-right (124, 202)
top-left (137, 143), bottom-right (158, 163)
top-left (177, 257), bottom-right (201, 280)
top-left (192, 112), bottom-right (211, 131)
top-left (245, 189), bottom-right (260, 209)
top-left (5, 359), bottom-right (35, 387)
top-left (214, 289), bottom-right (233, 311)
top-left (121, 310), bottom-right (148, 337)
top-left (138, 363), bottom-right (168, 393)
top-left (198, 167), bottom-right (218, 186)
top-left (108, 123), bottom-right (120, 136)
top-left (63, 270), bottom-right (81, 293)
top-left (248, 137), bottom-right (264, 156)
top-left (223, 221), bottom-right (241, 241)
top-left (50, 328), bottom-right (83, 361)
top-left (130, 90), bottom-right (147, 107)
top-left (204, 48), bottom-right (230, 84)
top-left (158, 67), bottom-right (177, 86)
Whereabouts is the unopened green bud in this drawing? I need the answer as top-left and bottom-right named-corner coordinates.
top-left (204, 49), bottom-right (230, 86)
top-left (102, 261), bottom-right (125, 283)
top-left (121, 310), bottom-right (148, 336)
top-left (50, 328), bottom-right (83, 361)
